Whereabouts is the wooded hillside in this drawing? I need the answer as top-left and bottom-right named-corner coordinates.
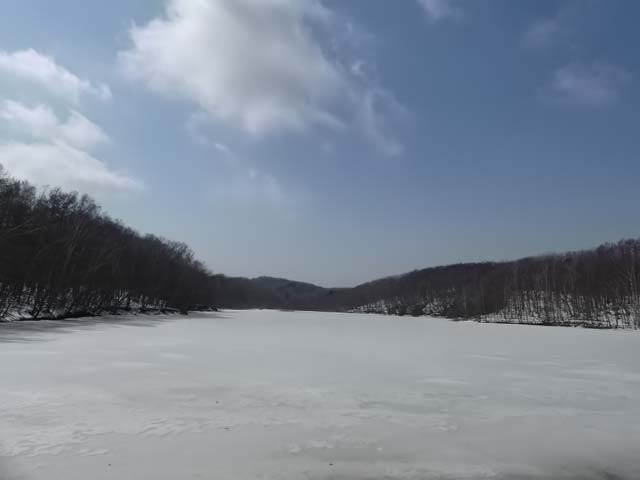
top-left (337, 244), bottom-right (640, 328)
top-left (0, 166), bottom-right (217, 319)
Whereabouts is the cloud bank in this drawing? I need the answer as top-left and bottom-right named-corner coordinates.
top-left (0, 50), bottom-right (138, 192)
top-left (119, 0), bottom-right (404, 155)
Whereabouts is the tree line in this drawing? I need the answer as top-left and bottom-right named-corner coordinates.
top-left (0, 165), bottom-right (218, 320)
top-left (340, 242), bottom-right (640, 328)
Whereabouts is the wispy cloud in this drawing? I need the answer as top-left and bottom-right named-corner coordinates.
top-left (206, 162), bottom-right (288, 208)
top-left (0, 49), bottom-right (111, 103)
top-left (358, 87), bottom-right (407, 157)
top-left (523, 16), bottom-right (564, 51)
top-left (416, 0), bottom-right (463, 23)
top-left (542, 61), bottom-right (631, 108)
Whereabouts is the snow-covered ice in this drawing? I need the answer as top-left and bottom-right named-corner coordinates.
top-left (1, 310), bottom-right (640, 479)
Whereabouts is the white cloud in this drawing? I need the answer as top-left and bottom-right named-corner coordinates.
top-left (523, 16), bottom-right (563, 50)
top-left (0, 100), bottom-right (138, 192)
top-left (0, 50), bottom-right (134, 193)
top-left (0, 100), bottom-right (110, 150)
top-left (0, 49), bottom-right (111, 103)
top-left (0, 142), bottom-right (141, 192)
top-left (544, 62), bottom-right (631, 108)
top-left (58, 111), bottom-right (111, 150)
top-left (119, 0), bottom-right (404, 155)
top-left (119, 0), bottom-right (344, 135)
top-left (417, 0), bottom-right (462, 22)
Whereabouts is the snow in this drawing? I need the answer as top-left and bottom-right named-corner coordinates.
top-left (1, 310), bottom-right (640, 479)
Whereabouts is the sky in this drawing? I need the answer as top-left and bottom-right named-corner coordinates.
top-left (0, 0), bottom-right (638, 287)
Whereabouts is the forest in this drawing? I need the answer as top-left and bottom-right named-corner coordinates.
top-left (336, 244), bottom-right (640, 329)
top-left (2, 165), bottom-right (640, 328)
top-left (0, 165), bottom-right (218, 320)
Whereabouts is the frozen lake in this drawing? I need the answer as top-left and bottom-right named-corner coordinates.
top-left (1, 310), bottom-right (640, 479)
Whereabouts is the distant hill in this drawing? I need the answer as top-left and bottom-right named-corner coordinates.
top-left (251, 276), bottom-right (328, 299)
top-left (215, 275), bottom-right (345, 310)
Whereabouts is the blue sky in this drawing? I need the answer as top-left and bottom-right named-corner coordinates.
top-left (0, 0), bottom-right (638, 287)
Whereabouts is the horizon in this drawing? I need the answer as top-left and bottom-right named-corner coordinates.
top-left (230, 232), bottom-right (638, 289)
top-left (1, 0), bottom-right (639, 287)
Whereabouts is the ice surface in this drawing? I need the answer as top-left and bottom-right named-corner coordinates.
top-left (1, 310), bottom-right (640, 479)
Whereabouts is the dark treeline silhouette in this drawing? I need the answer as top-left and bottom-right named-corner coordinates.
top-left (205, 275), bottom-right (342, 310)
top-left (334, 243), bottom-right (640, 328)
top-left (217, 244), bottom-right (640, 329)
top-left (0, 166), bottom-right (217, 320)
